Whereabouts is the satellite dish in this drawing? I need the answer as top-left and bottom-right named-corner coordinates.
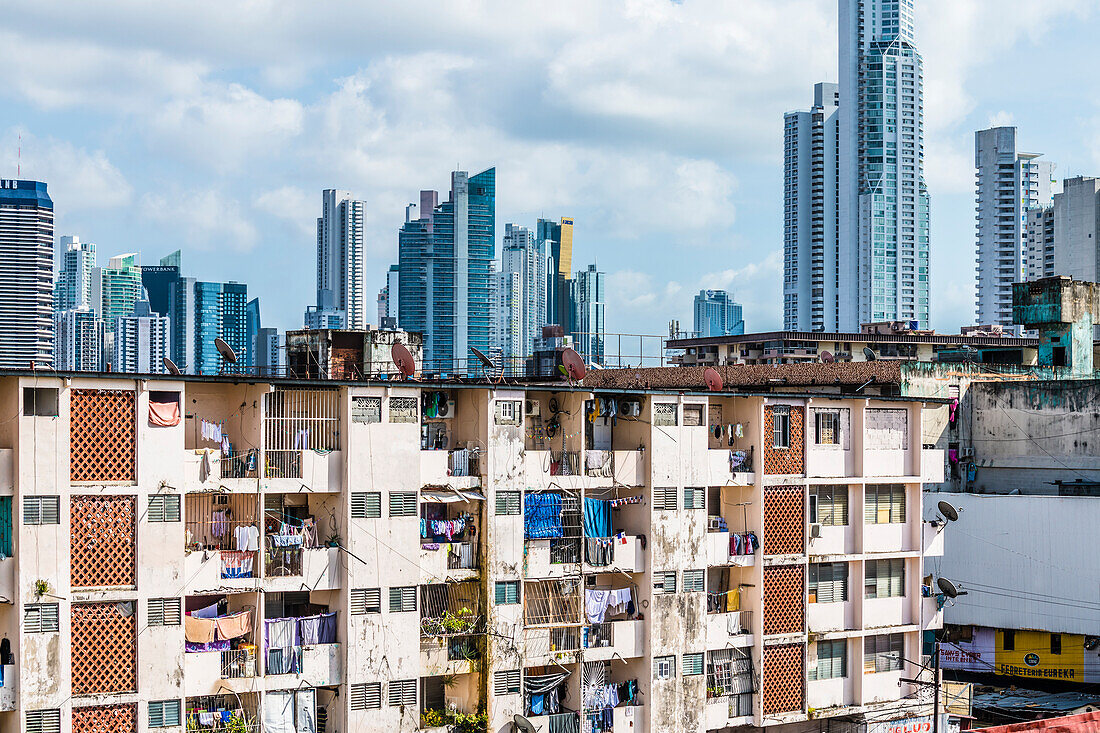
top-left (704, 367), bottom-right (724, 391)
top-left (863, 347), bottom-right (877, 361)
top-left (1085, 636), bottom-right (1100, 651)
top-left (821, 350), bottom-right (835, 364)
top-left (937, 577), bottom-right (960, 598)
top-left (162, 356), bottom-right (181, 376)
top-left (513, 714), bottom-right (538, 733)
top-left (471, 347), bottom-right (496, 372)
top-left (215, 337), bottom-right (238, 364)
top-left (937, 500), bottom-right (960, 523)
top-left (561, 348), bottom-right (586, 380)
top-left (391, 342), bottom-right (416, 379)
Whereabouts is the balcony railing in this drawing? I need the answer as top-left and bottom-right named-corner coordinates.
top-left (583, 623), bottom-right (612, 649)
top-left (266, 645), bottom-right (303, 675)
top-left (220, 648), bottom-right (256, 678)
top-left (265, 537), bottom-right (303, 577)
top-left (585, 450), bottom-right (614, 477)
top-left (448, 448), bottom-right (479, 477)
top-left (729, 448), bottom-right (753, 473)
top-left (220, 449), bottom-right (258, 479)
top-left (549, 450), bottom-right (580, 476)
top-left (446, 541), bottom-right (479, 570)
top-left (220, 550), bottom-right (257, 579)
top-left (264, 449), bottom-right (302, 479)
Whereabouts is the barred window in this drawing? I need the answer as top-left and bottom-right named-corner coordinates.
top-left (149, 700), bottom-right (181, 728)
top-left (815, 410), bottom-right (840, 445)
top-left (810, 486), bottom-right (849, 526)
top-left (682, 569), bottom-right (704, 593)
top-left (682, 652), bottom-right (704, 676)
top-left (350, 682), bottom-right (381, 710)
top-left (388, 679), bottom-right (417, 707)
top-left (24, 604), bottom-right (59, 633)
top-left (653, 403), bottom-right (678, 426)
top-left (808, 562), bottom-right (848, 603)
top-left (865, 485), bottom-right (905, 524)
top-left (772, 405), bottom-right (791, 449)
top-left (494, 581), bottom-right (520, 605)
top-left (389, 586), bottom-right (416, 612)
top-left (865, 558), bottom-right (905, 599)
top-left (388, 396), bottom-right (418, 423)
top-left (351, 588), bottom-right (381, 614)
top-left (494, 669), bottom-right (521, 695)
top-left (683, 487), bottom-right (705, 510)
top-left (495, 491), bottom-right (521, 515)
top-left (23, 496), bottom-right (60, 525)
top-left (147, 494), bottom-right (181, 522)
top-left (147, 598), bottom-right (182, 626)
top-left (351, 492), bottom-right (381, 519)
top-left (864, 633), bottom-right (904, 673)
top-left (653, 486), bottom-right (677, 511)
top-left (654, 571), bottom-right (677, 594)
top-left (389, 492), bottom-right (417, 517)
top-left (811, 639), bottom-right (847, 680)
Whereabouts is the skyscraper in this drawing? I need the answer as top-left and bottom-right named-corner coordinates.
top-left (310, 189), bottom-right (365, 329)
top-left (1025, 206), bottom-right (1056, 282)
top-left (570, 263), bottom-right (605, 363)
top-left (1052, 177), bottom-right (1100, 283)
top-left (140, 250), bottom-right (181, 317)
top-left (0, 179), bottom-right (54, 367)
top-left (255, 327), bottom-right (280, 376)
top-left (694, 289), bottom-right (745, 337)
top-left (537, 217), bottom-right (574, 329)
top-left (838, 0), bottom-right (930, 328)
top-left (491, 270), bottom-right (523, 371)
top-left (377, 264), bottom-right (400, 329)
top-left (502, 223), bottom-right (547, 356)
top-left (398, 169), bottom-right (496, 371)
top-left (114, 292), bottom-right (170, 374)
top-left (974, 127), bottom-right (1055, 330)
top-left (784, 83), bottom-right (841, 331)
top-left (92, 253), bottom-right (143, 336)
top-left (55, 307), bottom-right (104, 371)
top-left (168, 278), bottom-right (250, 374)
top-left (56, 235), bottom-right (96, 311)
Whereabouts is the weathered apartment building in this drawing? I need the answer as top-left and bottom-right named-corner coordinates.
top-left (0, 363), bottom-right (943, 733)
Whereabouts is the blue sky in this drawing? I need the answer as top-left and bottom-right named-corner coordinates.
top-left (3, 0), bottom-right (1098, 339)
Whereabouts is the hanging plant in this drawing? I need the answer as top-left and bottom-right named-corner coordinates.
top-left (33, 579), bottom-right (50, 598)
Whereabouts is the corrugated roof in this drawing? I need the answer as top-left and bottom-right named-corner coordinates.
top-left (581, 362), bottom-right (903, 390)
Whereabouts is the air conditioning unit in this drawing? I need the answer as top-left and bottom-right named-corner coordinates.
top-left (620, 400), bottom-right (641, 417)
top-left (809, 523), bottom-right (822, 539)
top-left (524, 399), bottom-right (540, 418)
top-left (436, 400), bottom-right (455, 418)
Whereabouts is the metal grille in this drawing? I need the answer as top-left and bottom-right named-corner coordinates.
top-left (388, 492), bottom-right (417, 516)
top-left (684, 486), bottom-right (705, 510)
top-left (763, 405), bottom-right (804, 475)
top-left (147, 494), bottom-right (180, 522)
top-left (389, 586), bottom-right (416, 612)
top-left (71, 703), bottom-right (137, 733)
top-left (762, 565), bottom-right (804, 635)
top-left (351, 492), bottom-right (381, 518)
top-left (495, 491), bottom-right (521, 515)
top-left (147, 598), bottom-right (182, 626)
top-left (26, 709), bottom-right (61, 733)
top-left (351, 588), bottom-right (381, 614)
top-left (350, 682), bottom-right (381, 710)
top-left (762, 644), bottom-right (804, 715)
top-left (524, 579), bottom-right (581, 626)
top-left (24, 604), bottom-right (59, 633)
top-left (653, 402), bottom-right (678, 426)
top-left (653, 486), bottom-right (678, 511)
top-left (682, 652), bottom-right (704, 676)
top-left (654, 571), bottom-right (677, 594)
top-left (263, 388), bottom-right (339, 450)
top-left (71, 496), bottom-right (136, 588)
top-left (388, 679), bottom-right (417, 707)
top-left (421, 582), bottom-right (481, 636)
top-left (23, 495), bottom-right (60, 525)
top-left (682, 569), bottom-right (704, 593)
top-left (762, 485), bottom-right (804, 556)
top-left (148, 700), bottom-right (181, 728)
top-left (495, 581), bottom-right (520, 605)
top-left (71, 602), bottom-right (137, 695)
top-left (494, 669), bottom-right (521, 695)
top-left (70, 389), bottom-right (136, 483)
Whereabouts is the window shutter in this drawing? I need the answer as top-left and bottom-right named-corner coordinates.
top-left (148, 495), bottom-right (181, 523)
top-left (682, 652), bottom-right (704, 676)
top-left (655, 571), bottom-right (677, 594)
top-left (150, 700), bottom-right (181, 728)
top-left (389, 587), bottom-right (416, 612)
top-left (388, 679), bottom-right (417, 706)
top-left (495, 491), bottom-right (521, 515)
top-left (351, 588), bottom-right (381, 614)
top-left (26, 710), bottom-right (61, 733)
top-left (24, 604), bottom-right (59, 633)
top-left (654, 487), bottom-right (677, 511)
top-left (494, 669), bottom-right (521, 695)
top-left (682, 570), bottom-right (704, 593)
top-left (684, 487), bottom-right (704, 510)
top-left (350, 682), bottom-right (382, 710)
top-left (389, 492), bottom-right (417, 517)
top-left (495, 581), bottom-right (519, 605)
top-left (351, 492), bottom-right (381, 519)
top-left (24, 496), bottom-right (60, 526)
top-left (148, 598), bottom-right (181, 626)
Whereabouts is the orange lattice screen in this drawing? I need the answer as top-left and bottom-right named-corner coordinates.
top-left (71, 496), bottom-right (136, 589)
top-left (762, 485), bottom-right (804, 556)
top-left (72, 703), bottom-right (137, 733)
top-left (70, 389), bottom-right (136, 483)
top-left (763, 406), bottom-right (805, 475)
top-left (762, 643), bottom-right (804, 715)
top-left (71, 602), bottom-right (136, 696)
top-left (762, 564), bottom-right (804, 635)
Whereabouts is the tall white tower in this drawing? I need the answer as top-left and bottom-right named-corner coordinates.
top-left (311, 189), bottom-right (365, 330)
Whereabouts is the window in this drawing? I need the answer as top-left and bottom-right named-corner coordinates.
top-left (811, 487), bottom-right (849, 526)
top-left (494, 669), bottom-right (521, 695)
top-left (495, 581), bottom-right (520, 605)
top-left (682, 652), bottom-right (704, 676)
top-left (350, 588), bottom-right (381, 614)
top-left (1003, 630), bottom-right (1015, 651)
top-left (147, 598), bottom-right (181, 626)
top-left (815, 410), bottom-right (840, 445)
top-left (388, 586), bottom-right (416, 612)
top-left (24, 604), bottom-right (59, 633)
top-left (811, 640), bottom-right (847, 680)
top-left (351, 396), bottom-right (382, 424)
top-left (23, 388), bottom-right (59, 417)
top-left (351, 682), bottom-right (382, 710)
top-left (865, 559), bottom-right (905, 598)
top-left (682, 569), bottom-right (704, 593)
top-left (653, 487), bottom-right (678, 511)
top-left (25, 709), bottom-right (61, 733)
top-left (388, 492), bottom-right (417, 517)
top-left (147, 494), bottom-right (181, 522)
top-left (654, 571), bottom-right (677, 594)
top-left (149, 700), bottom-right (181, 728)
top-left (351, 492), bottom-right (381, 519)
top-left (772, 406), bottom-right (791, 448)
top-left (388, 678), bottom-right (417, 707)
top-left (495, 491), bottom-right (521, 515)
top-left (653, 403), bottom-right (678, 426)
top-left (1051, 634), bottom-right (1062, 655)
top-left (865, 485), bottom-right (905, 524)
top-left (23, 496), bottom-right (60, 525)
top-left (495, 401), bottom-right (522, 425)
top-left (864, 634), bottom-right (904, 672)
top-left (654, 655), bottom-right (675, 680)
top-left (808, 563), bottom-right (849, 603)
top-left (683, 404), bottom-right (704, 427)
top-left (683, 487), bottom-right (705, 510)
top-left (388, 396), bottom-right (418, 423)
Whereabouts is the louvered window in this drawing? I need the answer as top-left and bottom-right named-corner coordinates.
top-left (811, 486), bottom-right (849, 526)
top-left (26, 709), bottom-right (61, 733)
top-left (495, 491), bottom-right (521, 515)
top-left (495, 581), bottom-right (520, 605)
top-left (147, 598), bottom-right (182, 626)
top-left (682, 569), bottom-right (704, 593)
top-left (389, 586), bottom-right (416, 612)
top-left (810, 639), bottom-right (847, 680)
top-left (147, 494), bottom-right (180, 522)
top-left (682, 652), bottom-right (704, 676)
top-left (865, 558), bottom-right (905, 599)
top-left (24, 604), bottom-right (59, 633)
top-left (351, 492), bottom-right (381, 519)
top-left (351, 588), bottom-right (381, 614)
top-left (148, 700), bottom-right (181, 728)
top-left (350, 682), bottom-right (381, 710)
top-left (653, 486), bottom-right (677, 511)
top-left (864, 633), bottom-right (904, 673)
top-left (389, 492), bottom-right (417, 517)
top-left (654, 571), bottom-right (677, 594)
top-left (23, 496), bottom-right (60, 525)
top-left (808, 563), bottom-right (849, 603)
top-left (494, 669), bottom-right (521, 695)
top-left (683, 487), bottom-right (705, 510)
top-left (388, 679), bottom-right (417, 707)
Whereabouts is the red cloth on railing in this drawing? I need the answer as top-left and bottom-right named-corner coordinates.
top-left (149, 399), bottom-right (181, 427)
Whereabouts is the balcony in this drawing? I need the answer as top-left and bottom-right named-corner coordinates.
top-left (420, 635), bottom-right (481, 676)
top-left (421, 448), bottom-right (482, 488)
top-left (706, 610), bottom-right (753, 649)
top-left (807, 443), bottom-right (855, 478)
top-left (863, 522), bottom-right (911, 553)
top-left (524, 626), bottom-right (582, 663)
top-left (808, 523), bottom-right (854, 556)
top-left (706, 694), bottom-right (753, 729)
top-left (807, 674), bottom-right (854, 710)
top-left (582, 620), bottom-right (644, 661)
top-left (0, 664), bottom-right (16, 712)
top-left (583, 536), bottom-right (645, 574)
top-left (864, 595), bottom-right (913, 627)
top-left (807, 600), bottom-right (855, 633)
top-left (706, 532), bottom-right (757, 567)
top-left (707, 448), bottom-right (754, 485)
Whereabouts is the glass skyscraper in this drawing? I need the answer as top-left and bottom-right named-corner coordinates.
top-left (93, 253), bottom-right (143, 336)
top-left (56, 236), bottom-right (96, 312)
top-left (169, 277), bottom-right (250, 374)
top-left (693, 289), bottom-right (745, 337)
top-left (570, 264), bottom-right (605, 363)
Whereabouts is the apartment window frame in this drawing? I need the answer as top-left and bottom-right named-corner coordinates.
top-left (24, 603), bottom-right (60, 633)
top-left (865, 558), bottom-right (905, 599)
top-left (148, 699), bottom-right (182, 729)
top-left (147, 494), bottom-right (181, 523)
top-left (388, 492), bottom-right (417, 517)
top-left (653, 402), bottom-right (678, 426)
top-left (654, 655), bottom-right (675, 680)
top-left (772, 406), bottom-right (791, 449)
top-left (147, 598), bottom-right (182, 626)
top-left (682, 652), bottom-right (704, 676)
top-left (26, 709), bottom-right (61, 733)
top-left (808, 562), bottom-right (849, 604)
top-left (682, 569), bottom-right (705, 593)
top-left (811, 639), bottom-right (848, 680)
top-left (653, 486), bottom-right (678, 511)
top-left (865, 484), bottom-right (906, 524)
top-left (683, 486), bottom-right (705, 510)
top-left (351, 492), bottom-right (382, 519)
top-left (654, 571), bottom-right (677, 594)
top-left (864, 633), bottom-right (904, 673)
top-left (494, 669), bottom-right (521, 695)
top-left (350, 588), bottom-right (382, 615)
top-left (23, 496), bottom-right (60, 526)
top-left (810, 486), bottom-right (849, 526)
top-left (350, 682), bottom-right (382, 710)
top-left (814, 409), bottom-right (841, 446)
top-left (1003, 630), bottom-right (1015, 651)
top-left (388, 586), bottom-right (417, 613)
top-left (494, 581), bottom-right (520, 605)
top-left (495, 491), bottom-right (521, 515)
top-left (388, 678), bottom-right (417, 707)
top-left (23, 387), bottom-right (59, 417)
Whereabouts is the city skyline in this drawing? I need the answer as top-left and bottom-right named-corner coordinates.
top-left (6, 2), bottom-right (1100, 340)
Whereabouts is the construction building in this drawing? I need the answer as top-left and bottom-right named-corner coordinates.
top-left (0, 361), bottom-right (943, 733)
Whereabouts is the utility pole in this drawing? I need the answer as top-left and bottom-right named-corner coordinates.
top-left (932, 640), bottom-right (940, 733)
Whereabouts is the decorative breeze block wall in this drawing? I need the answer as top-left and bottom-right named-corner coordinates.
top-left (762, 485), bottom-right (804, 556)
top-left (71, 602), bottom-right (137, 695)
top-left (70, 389), bottom-right (136, 483)
top-left (763, 405), bottom-right (805, 475)
top-left (762, 643), bottom-right (805, 715)
top-left (71, 496), bottom-right (136, 589)
top-left (762, 564), bottom-right (804, 635)
top-left (72, 703), bottom-right (137, 733)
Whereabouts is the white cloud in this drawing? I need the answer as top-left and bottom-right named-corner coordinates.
top-left (253, 186), bottom-right (315, 238)
top-left (987, 111), bottom-right (1016, 128)
top-left (1, 129), bottom-right (132, 210)
top-left (141, 189), bottom-right (258, 251)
